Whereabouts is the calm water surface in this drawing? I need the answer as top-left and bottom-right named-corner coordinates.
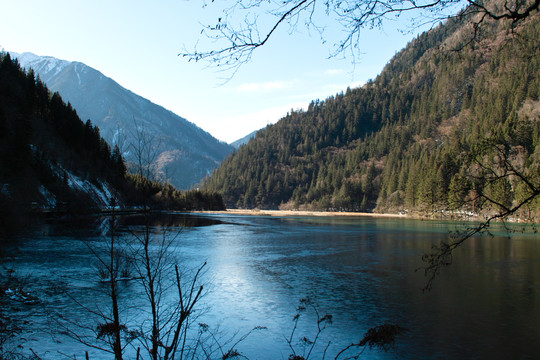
top-left (2, 214), bottom-right (539, 359)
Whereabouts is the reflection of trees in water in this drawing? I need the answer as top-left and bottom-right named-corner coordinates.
top-left (117, 213), bottom-right (228, 229)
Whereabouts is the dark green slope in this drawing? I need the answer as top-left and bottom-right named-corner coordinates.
top-left (13, 52), bottom-right (234, 190)
top-left (202, 14), bottom-right (540, 216)
top-left (0, 52), bottom-right (127, 225)
top-left (0, 53), bottom-right (224, 233)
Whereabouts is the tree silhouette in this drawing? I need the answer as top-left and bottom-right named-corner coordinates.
top-left (420, 138), bottom-right (540, 290)
top-left (181, 0), bottom-right (539, 72)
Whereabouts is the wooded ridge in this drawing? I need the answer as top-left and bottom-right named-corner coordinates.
top-left (202, 11), bottom-right (540, 220)
top-left (0, 52), bottom-right (224, 233)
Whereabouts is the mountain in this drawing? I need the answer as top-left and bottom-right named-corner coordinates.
top-left (202, 12), bottom-right (540, 218)
top-left (0, 52), bottom-right (127, 229)
top-left (0, 52), bottom-right (225, 233)
top-left (12, 52), bottom-right (233, 190)
top-left (230, 129), bottom-right (260, 149)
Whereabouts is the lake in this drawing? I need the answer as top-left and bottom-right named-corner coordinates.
top-left (1, 213), bottom-right (539, 359)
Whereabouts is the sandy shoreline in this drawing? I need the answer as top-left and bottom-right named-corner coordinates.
top-left (191, 209), bottom-right (407, 218)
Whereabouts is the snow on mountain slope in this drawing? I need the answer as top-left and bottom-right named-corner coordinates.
top-left (15, 52), bottom-right (71, 78)
top-left (12, 52), bottom-right (233, 189)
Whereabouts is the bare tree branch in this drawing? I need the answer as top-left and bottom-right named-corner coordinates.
top-left (419, 140), bottom-right (540, 291)
top-left (181, 0), bottom-right (539, 73)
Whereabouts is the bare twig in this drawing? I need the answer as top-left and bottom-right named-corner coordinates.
top-left (181, 0), bottom-right (539, 73)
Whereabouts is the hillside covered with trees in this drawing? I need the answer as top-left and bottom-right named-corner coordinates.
top-left (0, 52), bottom-right (224, 232)
top-left (202, 11), bottom-right (540, 219)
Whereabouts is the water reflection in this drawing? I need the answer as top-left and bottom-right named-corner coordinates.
top-left (2, 214), bottom-right (539, 359)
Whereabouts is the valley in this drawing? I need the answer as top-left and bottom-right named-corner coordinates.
top-left (1, 2), bottom-right (539, 359)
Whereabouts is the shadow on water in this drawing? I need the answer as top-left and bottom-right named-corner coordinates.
top-left (18, 212), bottom-right (233, 238)
top-left (116, 212), bottom-right (230, 228)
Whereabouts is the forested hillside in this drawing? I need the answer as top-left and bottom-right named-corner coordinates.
top-left (13, 52), bottom-right (233, 190)
top-left (202, 12), bottom-right (540, 218)
top-left (0, 53), bottom-right (224, 232)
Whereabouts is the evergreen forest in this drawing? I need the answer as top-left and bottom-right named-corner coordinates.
top-left (202, 11), bottom-right (540, 219)
top-left (0, 52), bottom-right (224, 232)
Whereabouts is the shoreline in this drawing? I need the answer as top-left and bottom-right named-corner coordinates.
top-left (190, 209), bottom-right (537, 224)
top-left (191, 209), bottom-right (408, 218)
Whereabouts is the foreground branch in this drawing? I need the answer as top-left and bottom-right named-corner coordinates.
top-left (181, 0), bottom-right (539, 72)
top-left (420, 140), bottom-right (540, 291)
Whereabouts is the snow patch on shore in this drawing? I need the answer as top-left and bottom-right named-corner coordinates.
top-left (44, 163), bottom-right (116, 209)
top-left (65, 171), bottom-right (114, 208)
top-left (38, 185), bottom-right (57, 208)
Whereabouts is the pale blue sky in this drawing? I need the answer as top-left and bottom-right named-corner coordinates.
top-left (1, 0), bottom-right (430, 143)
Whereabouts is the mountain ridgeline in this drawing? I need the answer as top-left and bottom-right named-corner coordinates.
top-left (203, 13), bottom-right (540, 217)
top-left (0, 52), bottom-right (224, 232)
top-left (13, 52), bottom-right (233, 190)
